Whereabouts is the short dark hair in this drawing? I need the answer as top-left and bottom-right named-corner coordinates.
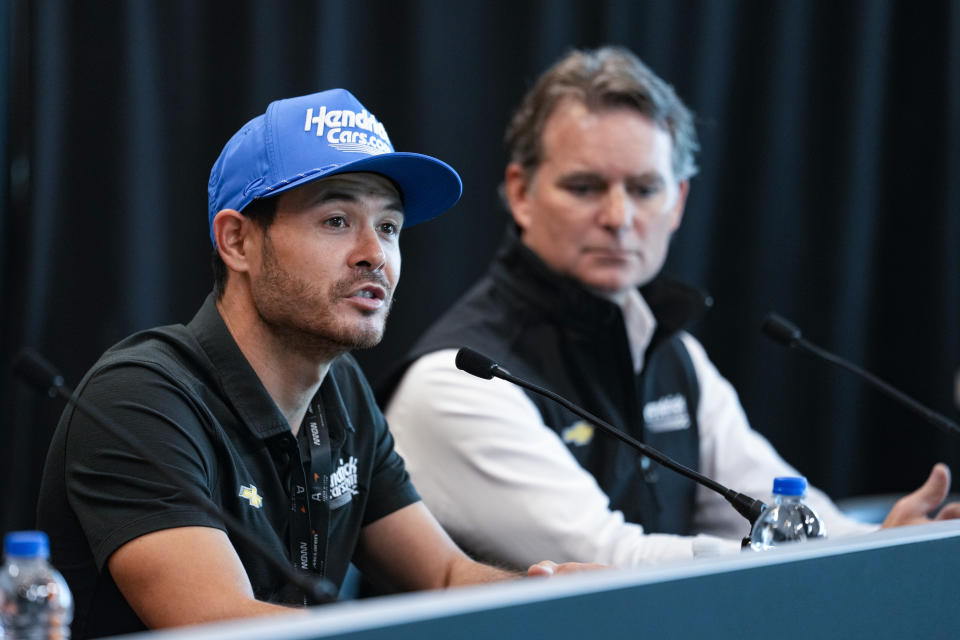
top-left (505, 46), bottom-right (699, 181)
top-left (211, 196), bottom-right (278, 299)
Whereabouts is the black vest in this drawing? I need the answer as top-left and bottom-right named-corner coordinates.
top-left (382, 230), bottom-right (711, 535)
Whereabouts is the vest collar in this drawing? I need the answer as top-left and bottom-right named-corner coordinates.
top-left (490, 225), bottom-right (711, 338)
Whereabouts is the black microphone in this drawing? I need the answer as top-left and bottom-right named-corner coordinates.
top-left (455, 347), bottom-right (500, 379)
top-left (761, 313), bottom-right (960, 438)
top-left (455, 347), bottom-right (767, 528)
top-left (13, 348), bottom-right (337, 605)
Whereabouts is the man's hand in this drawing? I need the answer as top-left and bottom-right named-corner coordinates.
top-left (881, 463), bottom-right (960, 528)
top-left (526, 560), bottom-right (607, 577)
top-left (357, 503), bottom-right (609, 590)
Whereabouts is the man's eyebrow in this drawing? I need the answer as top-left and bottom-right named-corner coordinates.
top-left (558, 171), bottom-right (605, 180)
top-left (310, 189), bottom-right (404, 214)
top-left (313, 189), bottom-right (357, 203)
top-left (557, 171), bottom-right (667, 185)
top-left (628, 173), bottom-right (666, 185)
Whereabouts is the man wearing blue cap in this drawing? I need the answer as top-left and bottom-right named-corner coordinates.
top-left (37, 89), bottom-right (596, 639)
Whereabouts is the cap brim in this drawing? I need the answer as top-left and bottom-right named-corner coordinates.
top-left (261, 152), bottom-right (462, 227)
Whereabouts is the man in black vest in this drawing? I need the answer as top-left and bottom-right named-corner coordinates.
top-left (382, 47), bottom-right (960, 568)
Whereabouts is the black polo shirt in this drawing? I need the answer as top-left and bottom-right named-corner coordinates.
top-left (37, 294), bottom-right (419, 639)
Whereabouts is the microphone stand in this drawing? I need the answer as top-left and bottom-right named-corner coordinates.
top-left (455, 348), bottom-right (767, 538)
top-left (762, 313), bottom-right (960, 438)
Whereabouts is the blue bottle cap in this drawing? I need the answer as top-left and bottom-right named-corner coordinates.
top-left (772, 476), bottom-right (807, 496)
top-left (4, 531), bottom-right (50, 558)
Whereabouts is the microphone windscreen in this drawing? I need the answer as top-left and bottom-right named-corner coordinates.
top-left (761, 313), bottom-right (803, 347)
top-left (455, 347), bottom-right (498, 380)
top-left (12, 348), bottom-right (65, 393)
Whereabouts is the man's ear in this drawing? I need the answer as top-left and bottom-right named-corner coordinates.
top-left (669, 180), bottom-right (690, 232)
top-left (504, 163), bottom-right (534, 230)
top-left (212, 209), bottom-right (254, 274)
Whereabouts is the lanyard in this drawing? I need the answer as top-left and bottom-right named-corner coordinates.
top-left (288, 399), bottom-right (333, 601)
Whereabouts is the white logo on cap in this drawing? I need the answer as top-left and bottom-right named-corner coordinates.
top-left (304, 106), bottom-right (391, 156)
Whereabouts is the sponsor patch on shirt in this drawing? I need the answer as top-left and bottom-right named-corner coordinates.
top-left (328, 456), bottom-right (359, 509)
top-left (643, 394), bottom-right (691, 433)
top-left (561, 421), bottom-right (595, 446)
top-left (238, 484), bottom-right (263, 508)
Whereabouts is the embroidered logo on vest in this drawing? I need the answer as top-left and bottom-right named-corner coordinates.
top-left (238, 484), bottom-right (264, 508)
top-left (561, 421), bottom-right (595, 446)
top-left (643, 394), bottom-right (690, 432)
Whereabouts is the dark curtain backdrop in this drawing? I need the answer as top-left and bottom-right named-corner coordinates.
top-left (2, 0), bottom-right (959, 535)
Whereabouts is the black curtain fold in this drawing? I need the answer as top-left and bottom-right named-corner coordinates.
top-left (2, 0), bottom-right (958, 534)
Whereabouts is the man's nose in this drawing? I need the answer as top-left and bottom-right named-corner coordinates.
top-left (599, 185), bottom-right (635, 232)
top-left (351, 226), bottom-right (386, 271)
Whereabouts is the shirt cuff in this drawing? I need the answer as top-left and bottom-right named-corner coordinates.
top-left (691, 534), bottom-right (743, 558)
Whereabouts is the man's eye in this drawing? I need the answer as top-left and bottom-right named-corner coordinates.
top-left (565, 183), bottom-right (602, 196)
top-left (629, 179), bottom-right (664, 198)
top-left (630, 185), bottom-right (659, 198)
top-left (325, 216), bottom-right (346, 228)
top-left (378, 221), bottom-right (400, 236)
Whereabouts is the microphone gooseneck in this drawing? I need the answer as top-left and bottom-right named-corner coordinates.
top-left (12, 348), bottom-right (338, 605)
top-left (760, 313), bottom-right (803, 348)
top-left (12, 348), bottom-right (65, 396)
top-left (454, 347), bottom-right (767, 527)
top-left (761, 313), bottom-right (960, 438)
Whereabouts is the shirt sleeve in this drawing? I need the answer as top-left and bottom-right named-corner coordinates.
top-left (361, 400), bottom-right (421, 527)
top-left (63, 363), bottom-right (225, 570)
top-left (385, 349), bottom-right (735, 568)
top-left (682, 333), bottom-right (878, 539)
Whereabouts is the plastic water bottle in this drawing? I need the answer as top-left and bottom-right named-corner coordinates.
top-left (750, 477), bottom-right (826, 551)
top-left (0, 531), bottom-right (73, 639)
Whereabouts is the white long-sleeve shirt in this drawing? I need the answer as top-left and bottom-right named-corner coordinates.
top-left (386, 291), bottom-right (875, 568)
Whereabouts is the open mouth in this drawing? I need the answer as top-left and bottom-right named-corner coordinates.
top-left (346, 284), bottom-right (388, 309)
top-left (352, 288), bottom-right (384, 300)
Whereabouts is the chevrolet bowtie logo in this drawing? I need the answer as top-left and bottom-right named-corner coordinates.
top-left (239, 484), bottom-right (263, 509)
top-left (562, 421), bottom-right (595, 446)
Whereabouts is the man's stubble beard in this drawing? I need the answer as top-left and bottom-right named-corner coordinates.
top-left (251, 233), bottom-right (393, 360)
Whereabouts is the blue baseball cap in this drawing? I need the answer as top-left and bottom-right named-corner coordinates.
top-left (207, 88), bottom-right (463, 246)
